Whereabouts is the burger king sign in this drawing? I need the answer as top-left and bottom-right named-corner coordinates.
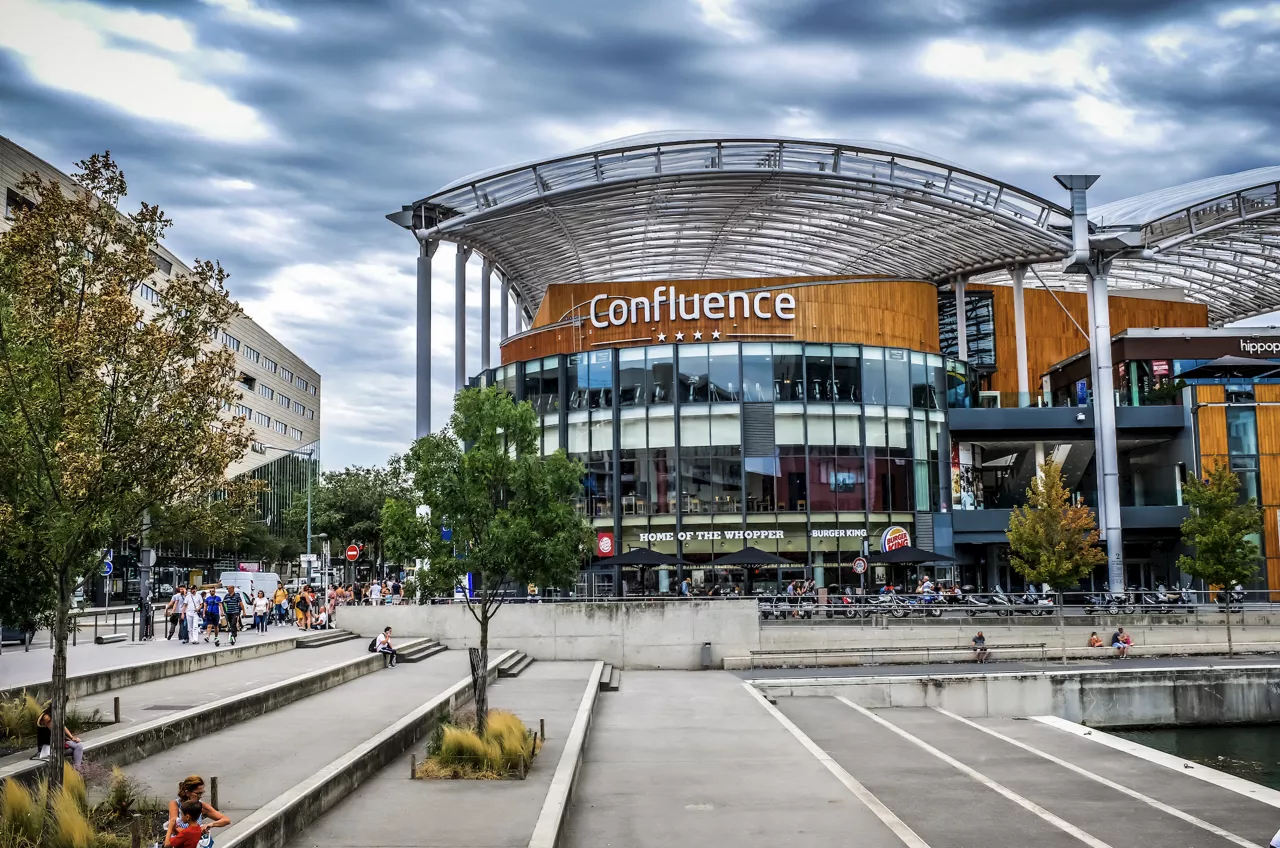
top-left (880, 525), bottom-right (911, 552)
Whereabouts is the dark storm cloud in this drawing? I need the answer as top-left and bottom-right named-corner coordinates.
top-left (3, 0), bottom-right (1279, 466)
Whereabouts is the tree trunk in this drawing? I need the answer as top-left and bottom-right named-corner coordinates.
top-left (49, 567), bottom-right (70, 792)
top-left (1226, 602), bottom-right (1235, 658)
top-left (1058, 591), bottom-right (1067, 666)
top-left (472, 614), bottom-right (490, 736)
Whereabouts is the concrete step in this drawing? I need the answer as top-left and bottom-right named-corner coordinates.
top-left (607, 666), bottom-right (621, 691)
top-left (296, 630), bottom-right (359, 649)
top-left (598, 663), bottom-right (614, 691)
top-left (497, 651), bottom-right (527, 677)
top-left (507, 654), bottom-right (535, 678)
top-left (398, 641), bottom-right (447, 664)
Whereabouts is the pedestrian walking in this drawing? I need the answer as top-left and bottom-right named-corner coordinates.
top-left (369, 580), bottom-right (383, 606)
top-left (182, 586), bottom-right (201, 646)
top-left (272, 583), bottom-right (288, 626)
top-left (202, 590), bottom-right (222, 646)
top-left (222, 588), bottom-right (243, 645)
top-left (295, 587), bottom-right (312, 631)
top-left (252, 590), bottom-right (270, 634)
top-left (165, 588), bottom-right (183, 640)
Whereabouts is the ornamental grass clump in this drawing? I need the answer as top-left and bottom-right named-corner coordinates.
top-left (0, 765), bottom-right (107, 848)
top-left (416, 709), bottom-right (540, 780)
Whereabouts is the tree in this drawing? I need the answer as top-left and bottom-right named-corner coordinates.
top-left (284, 460), bottom-right (408, 576)
top-left (0, 154), bottom-right (252, 790)
top-left (1007, 460), bottom-right (1107, 662)
top-left (1178, 462), bottom-right (1261, 657)
top-left (403, 385), bottom-right (592, 733)
top-left (379, 495), bottom-right (430, 581)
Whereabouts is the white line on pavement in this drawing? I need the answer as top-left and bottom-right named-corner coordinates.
top-left (933, 709), bottom-right (1261, 848)
top-left (740, 683), bottom-right (931, 848)
top-left (836, 698), bottom-right (1113, 848)
top-left (1031, 715), bottom-right (1280, 810)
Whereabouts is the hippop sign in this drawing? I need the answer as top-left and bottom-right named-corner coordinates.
top-left (1240, 339), bottom-right (1280, 355)
top-left (589, 286), bottom-right (796, 329)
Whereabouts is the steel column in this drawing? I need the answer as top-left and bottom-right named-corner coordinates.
top-left (455, 245), bottom-right (472, 391)
top-left (1010, 265), bottom-right (1029, 407)
top-left (415, 238), bottom-right (438, 438)
top-left (480, 257), bottom-right (492, 371)
top-left (500, 275), bottom-right (511, 340)
top-left (1087, 266), bottom-right (1124, 589)
top-left (954, 277), bottom-right (968, 362)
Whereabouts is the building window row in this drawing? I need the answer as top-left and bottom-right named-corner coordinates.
top-left (288, 427), bottom-right (303, 441)
top-left (274, 420), bottom-right (287, 434)
top-left (234, 403), bottom-right (252, 419)
top-left (281, 366), bottom-right (294, 384)
top-left (148, 250), bottom-right (173, 276)
top-left (242, 345), bottom-right (260, 365)
top-left (139, 283), bottom-right (160, 304)
top-left (220, 331), bottom-right (241, 353)
top-left (259, 384), bottom-right (275, 401)
top-left (254, 411), bottom-right (271, 428)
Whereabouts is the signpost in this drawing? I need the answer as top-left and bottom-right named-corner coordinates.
top-left (346, 545), bottom-right (360, 562)
top-left (102, 549), bottom-right (113, 610)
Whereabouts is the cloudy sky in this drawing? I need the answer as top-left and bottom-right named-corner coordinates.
top-left (2, 0), bottom-right (1278, 469)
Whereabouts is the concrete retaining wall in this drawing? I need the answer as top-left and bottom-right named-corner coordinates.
top-left (339, 602), bottom-right (760, 670)
top-left (0, 640), bottom-right (432, 785)
top-left (223, 650), bottom-right (513, 848)
top-left (755, 665), bottom-right (1280, 727)
top-left (1, 637), bottom-right (298, 703)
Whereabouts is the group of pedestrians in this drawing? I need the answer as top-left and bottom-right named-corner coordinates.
top-left (163, 584), bottom-right (285, 646)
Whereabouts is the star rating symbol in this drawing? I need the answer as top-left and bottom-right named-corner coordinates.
top-left (711, 330), bottom-right (721, 340)
top-left (692, 330), bottom-right (703, 341)
top-left (675, 332), bottom-right (685, 342)
top-left (656, 332), bottom-right (666, 342)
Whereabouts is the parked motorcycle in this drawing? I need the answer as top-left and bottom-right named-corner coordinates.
top-left (1082, 587), bottom-right (1136, 615)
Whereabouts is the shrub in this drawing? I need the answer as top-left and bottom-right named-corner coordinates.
top-left (0, 694), bottom-right (41, 743)
top-left (50, 784), bottom-right (94, 848)
top-left (418, 710), bottom-right (537, 779)
top-left (1, 778), bottom-right (41, 843)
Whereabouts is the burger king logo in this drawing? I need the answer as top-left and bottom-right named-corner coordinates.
top-left (881, 525), bottom-right (910, 552)
top-left (597, 532), bottom-right (615, 557)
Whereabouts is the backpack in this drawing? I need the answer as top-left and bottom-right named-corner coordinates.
top-left (368, 637), bottom-right (378, 653)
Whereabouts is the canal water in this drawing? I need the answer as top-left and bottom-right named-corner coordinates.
top-left (1113, 726), bottom-right (1280, 790)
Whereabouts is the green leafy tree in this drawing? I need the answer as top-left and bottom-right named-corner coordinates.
top-left (284, 461), bottom-right (408, 576)
top-left (404, 385), bottom-right (592, 733)
top-left (379, 496), bottom-right (430, 583)
top-left (1007, 460), bottom-right (1107, 662)
top-left (0, 154), bottom-right (252, 790)
top-left (1178, 462), bottom-right (1261, 657)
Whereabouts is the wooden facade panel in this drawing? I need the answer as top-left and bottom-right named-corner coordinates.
top-left (967, 283), bottom-right (1209, 395)
top-left (1256, 384), bottom-right (1280, 455)
top-left (1196, 385), bottom-right (1228, 457)
top-left (504, 278), bottom-right (940, 363)
top-left (1262, 455), bottom-right (1280, 508)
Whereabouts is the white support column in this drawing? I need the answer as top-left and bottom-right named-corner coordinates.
top-left (1034, 441), bottom-right (1045, 477)
top-left (1087, 266), bottom-right (1124, 589)
top-left (415, 237), bottom-right (439, 438)
top-left (1011, 265), bottom-right (1030, 407)
top-left (455, 245), bottom-right (472, 391)
top-left (954, 277), bottom-right (968, 362)
top-left (500, 274), bottom-right (511, 340)
top-left (480, 257), bottom-right (492, 372)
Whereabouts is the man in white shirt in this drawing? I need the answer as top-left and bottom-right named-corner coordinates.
top-left (369, 581), bottom-right (382, 605)
top-left (181, 587), bottom-right (201, 647)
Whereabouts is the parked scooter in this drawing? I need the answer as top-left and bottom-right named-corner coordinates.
top-left (991, 587), bottom-right (1049, 616)
top-left (1216, 584), bottom-right (1246, 612)
top-left (1082, 585), bottom-right (1137, 615)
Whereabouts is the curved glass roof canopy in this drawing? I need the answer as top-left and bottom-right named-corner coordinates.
top-left (397, 133), bottom-right (1280, 325)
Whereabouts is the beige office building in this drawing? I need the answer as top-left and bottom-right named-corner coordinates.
top-left (1, 134), bottom-right (321, 479)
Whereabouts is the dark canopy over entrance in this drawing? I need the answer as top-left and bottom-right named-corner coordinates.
top-left (707, 546), bottom-right (792, 567)
top-left (869, 545), bottom-right (956, 565)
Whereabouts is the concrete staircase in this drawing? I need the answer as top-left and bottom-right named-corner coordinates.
top-left (497, 651), bottom-right (534, 678)
top-left (296, 630), bottom-right (360, 649)
top-left (397, 640), bottom-right (447, 664)
top-left (598, 662), bottom-right (621, 692)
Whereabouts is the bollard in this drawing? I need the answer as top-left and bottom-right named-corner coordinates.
top-left (539, 718), bottom-right (545, 741)
top-left (94, 614), bottom-right (99, 641)
top-left (410, 754), bottom-right (416, 779)
top-left (130, 813), bottom-right (141, 848)
top-left (131, 609), bottom-right (136, 641)
top-left (210, 776), bottom-right (218, 810)
top-left (114, 697), bottom-right (121, 724)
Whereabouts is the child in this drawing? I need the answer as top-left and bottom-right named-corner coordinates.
top-left (168, 801), bottom-right (205, 848)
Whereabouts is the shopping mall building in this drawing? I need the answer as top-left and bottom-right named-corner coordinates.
top-left (391, 133), bottom-right (1280, 597)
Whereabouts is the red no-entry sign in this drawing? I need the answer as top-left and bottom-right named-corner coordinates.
top-left (346, 545), bottom-right (360, 561)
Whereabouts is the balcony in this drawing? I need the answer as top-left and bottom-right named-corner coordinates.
top-left (951, 505), bottom-right (1190, 543)
top-left (948, 403), bottom-right (1186, 437)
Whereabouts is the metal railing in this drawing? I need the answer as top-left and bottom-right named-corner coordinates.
top-left (745, 642), bottom-right (1050, 670)
top-left (0, 603), bottom-right (165, 653)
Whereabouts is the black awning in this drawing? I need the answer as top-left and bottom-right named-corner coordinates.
top-left (868, 545), bottom-right (956, 565)
top-left (1177, 355), bottom-right (1280, 381)
top-left (706, 546), bottom-right (792, 566)
top-left (595, 547), bottom-right (690, 567)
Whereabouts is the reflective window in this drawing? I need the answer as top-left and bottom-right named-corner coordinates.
top-left (708, 343), bottom-right (740, 402)
top-left (807, 345), bottom-right (834, 402)
top-left (741, 344), bottom-right (773, 403)
top-left (588, 350), bottom-right (613, 409)
top-left (678, 344), bottom-right (709, 403)
top-left (523, 360), bottom-right (543, 411)
top-left (1227, 407), bottom-right (1259, 456)
top-left (648, 346), bottom-right (674, 405)
top-left (773, 343), bottom-right (805, 402)
top-left (885, 349), bottom-right (910, 407)
top-left (619, 348), bottom-right (645, 407)
top-left (832, 345), bottom-right (861, 403)
top-left (862, 348), bottom-right (886, 405)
